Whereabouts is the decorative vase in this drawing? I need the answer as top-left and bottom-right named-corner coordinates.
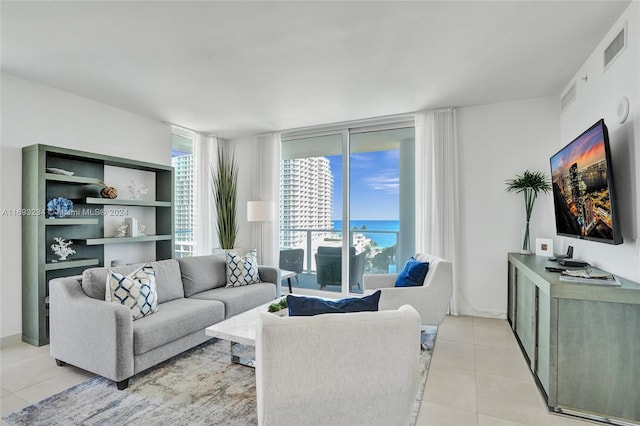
top-left (520, 222), bottom-right (532, 254)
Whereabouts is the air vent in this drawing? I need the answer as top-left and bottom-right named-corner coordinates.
top-left (561, 82), bottom-right (576, 111)
top-left (604, 24), bottom-right (626, 70)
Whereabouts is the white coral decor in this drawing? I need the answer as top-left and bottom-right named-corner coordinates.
top-left (51, 237), bottom-right (76, 261)
top-left (127, 180), bottom-right (149, 199)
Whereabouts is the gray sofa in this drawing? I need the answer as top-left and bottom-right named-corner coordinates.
top-left (49, 254), bottom-right (280, 390)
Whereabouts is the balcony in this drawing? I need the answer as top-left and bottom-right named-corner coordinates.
top-left (279, 226), bottom-right (399, 294)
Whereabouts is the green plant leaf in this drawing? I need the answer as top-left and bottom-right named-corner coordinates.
top-left (211, 141), bottom-right (238, 249)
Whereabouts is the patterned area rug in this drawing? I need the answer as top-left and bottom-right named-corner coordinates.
top-left (3, 326), bottom-right (437, 426)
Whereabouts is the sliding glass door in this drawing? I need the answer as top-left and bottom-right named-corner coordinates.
top-left (349, 127), bottom-right (415, 292)
top-left (280, 121), bottom-right (414, 295)
top-left (280, 133), bottom-right (344, 293)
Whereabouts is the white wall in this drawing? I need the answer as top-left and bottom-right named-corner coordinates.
top-left (457, 97), bottom-right (560, 318)
top-left (0, 73), bottom-right (170, 342)
top-left (558, 2), bottom-right (640, 282)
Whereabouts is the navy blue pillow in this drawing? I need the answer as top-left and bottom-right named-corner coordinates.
top-left (287, 290), bottom-right (381, 316)
top-left (395, 257), bottom-right (429, 287)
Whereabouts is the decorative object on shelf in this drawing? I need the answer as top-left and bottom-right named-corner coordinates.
top-left (46, 197), bottom-right (74, 218)
top-left (125, 218), bottom-right (140, 237)
top-left (535, 238), bottom-right (554, 257)
top-left (137, 223), bottom-right (146, 236)
top-left (212, 141), bottom-right (238, 249)
top-left (127, 180), bottom-right (149, 199)
top-left (98, 180), bottom-right (118, 199)
top-left (50, 237), bottom-right (76, 261)
top-left (46, 167), bottom-right (74, 176)
top-left (505, 170), bottom-right (551, 254)
top-left (115, 221), bottom-right (129, 238)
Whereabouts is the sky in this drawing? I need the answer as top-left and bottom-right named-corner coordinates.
top-left (550, 122), bottom-right (606, 181)
top-left (329, 150), bottom-right (399, 221)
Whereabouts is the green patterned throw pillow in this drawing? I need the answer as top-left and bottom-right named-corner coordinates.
top-left (107, 263), bottom-right (158, 320)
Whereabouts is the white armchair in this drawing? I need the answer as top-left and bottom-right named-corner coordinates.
top-left (255, 305), bottom-right (421, 426)
top-left (363, 253), bottom-right (453, 325)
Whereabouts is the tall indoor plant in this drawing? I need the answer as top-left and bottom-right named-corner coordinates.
top-left (505, 170), bottom-right (551, 254)
top-left (212, 141), bottom-right (238, 249)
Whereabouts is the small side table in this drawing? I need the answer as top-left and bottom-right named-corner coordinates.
top-left (280, 269), bottom-right (297, 294)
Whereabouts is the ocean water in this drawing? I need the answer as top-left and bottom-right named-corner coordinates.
top-left (332, 220), bottom-right (399, 248)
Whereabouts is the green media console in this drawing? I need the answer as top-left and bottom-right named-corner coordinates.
top-left (507, 253), bottom-right (640, 425)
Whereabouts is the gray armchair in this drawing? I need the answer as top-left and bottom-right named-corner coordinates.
top-left (315, 246), bottom-right (366, 290)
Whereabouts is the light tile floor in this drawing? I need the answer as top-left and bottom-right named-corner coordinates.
top-left (416, 316), bottom-right (594, 426)
top-left (1, 316), bottom-right (596, 426)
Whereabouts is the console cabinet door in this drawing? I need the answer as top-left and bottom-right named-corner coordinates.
top-left (556, 299), bottom-right (640, 422)
top-left (515, 271), bottom-right (536, 368)
top-left (535, 289), bottom-right (550, 395)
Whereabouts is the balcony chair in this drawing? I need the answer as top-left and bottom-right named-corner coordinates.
top-left (278, 248), bottom-right (304, 284)
top-left (314, 246), bottom-right (366, 291)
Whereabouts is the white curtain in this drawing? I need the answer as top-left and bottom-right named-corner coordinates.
top-left (253, 133), bottom-right (281, 266)
top-left (194, 134), bottom-right (218, 255)
top-left (415, 109), bottom-right (460, 315)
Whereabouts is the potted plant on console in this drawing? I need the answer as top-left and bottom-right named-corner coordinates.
top-left (506, 170), bottom-right (551, 254)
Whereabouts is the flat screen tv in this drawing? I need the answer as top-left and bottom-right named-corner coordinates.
top-left (550, 119), bottom-right (622, 245)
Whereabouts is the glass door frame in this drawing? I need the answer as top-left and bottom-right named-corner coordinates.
top-left (281, 114), bottom-right (415, 296)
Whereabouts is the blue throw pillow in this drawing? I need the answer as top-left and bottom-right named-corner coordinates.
top-left (395, 257), bottom-right (429, 287)
top-left (287, 290), bottom-right (381, 316)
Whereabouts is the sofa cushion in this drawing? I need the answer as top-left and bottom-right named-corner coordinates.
top-left (286, 290), bottom-right (381, 316)
top-left (190, 283), bottom-right (276, 318)
top-left (132, 298), bottom-right (225, 356)
top-left (178, 255), bottom-right (227, 297)
top-left (395, 257), bottom-right (429, 287)
top-left (83, 264), bottom-right (136, 300)
top-left (226, 249), bottom-right (261, 287)
top-left (107, 263), bottom-right (158, 320)
top-left (82, 259), bottom-right (184, 303)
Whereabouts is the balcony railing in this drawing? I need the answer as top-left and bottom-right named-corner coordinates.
top-left (279, 227), bottom-right (400, 276)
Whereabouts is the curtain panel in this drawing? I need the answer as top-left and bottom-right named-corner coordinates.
top-left (254, 133), bottom-right (281, 267)
top-left (194, 134), bottom-right (218, 255)
top-left (415, 109), bottom-right (460, 315)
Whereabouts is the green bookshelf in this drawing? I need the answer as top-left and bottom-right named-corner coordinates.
top-left (22, 144), bottom-right (175, 346)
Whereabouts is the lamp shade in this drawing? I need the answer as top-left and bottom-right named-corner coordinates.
top-left (247, 201), bottom-right (275, 222)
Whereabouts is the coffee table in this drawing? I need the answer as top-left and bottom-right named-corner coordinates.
top-left (205, 300), bottom-right (285, 367)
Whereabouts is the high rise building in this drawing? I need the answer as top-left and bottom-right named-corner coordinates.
top-left (569, 162), bottom-right (585, 225)
top-left (280, 157), bottom-right (333, 248)
top-left (172, 129), bottom-right (195, 257)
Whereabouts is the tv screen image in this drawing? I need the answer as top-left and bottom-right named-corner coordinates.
top-left (550, 119), bottom-right (622, 245)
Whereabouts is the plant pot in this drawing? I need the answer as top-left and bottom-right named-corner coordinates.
top-left (212, 247), bottom-right (248, 258)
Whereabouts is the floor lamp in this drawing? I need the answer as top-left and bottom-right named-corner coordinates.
top-left (247, 201), bottom-right (275, 263)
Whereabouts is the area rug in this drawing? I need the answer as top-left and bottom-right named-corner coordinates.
top-left (3, 326), bottom-right (437, 426)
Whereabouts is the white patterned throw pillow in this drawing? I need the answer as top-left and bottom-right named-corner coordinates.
top-left (106, 263), bottom-right (158, 320)
top-left (226, 249), bottom-right (261, 287)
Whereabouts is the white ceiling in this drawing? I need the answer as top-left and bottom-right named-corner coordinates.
top-left (1, 1), bottom-right (630, 138)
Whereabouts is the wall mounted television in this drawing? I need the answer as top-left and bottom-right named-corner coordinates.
top-left (550, 119), bottom-right (623, 245)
